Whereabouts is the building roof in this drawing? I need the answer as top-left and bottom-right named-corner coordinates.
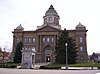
top-left (45, 5), bottom-right (58, 15)
top-left (36, 25), bottom-right (60, 32)
top-left (76, 22), bottom-right (86, 28)
top-left (0, 52), bottom-right (10, 57)
top-left (16, 24), bottom-right (24, 29)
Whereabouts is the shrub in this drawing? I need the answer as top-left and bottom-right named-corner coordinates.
top-left (9, 65), bottom-right (17, 68)
top-left (39, 65), bottom-right (60, 69)
top-left (0, 63), bottom-right (18, 68)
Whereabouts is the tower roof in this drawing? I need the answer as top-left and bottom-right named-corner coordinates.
top-left (16, 24), bottom-right (24, 29)
top-left (45, 5), bottom-right (58, 15)
top-left (76, 22), bottom-right (85, 28)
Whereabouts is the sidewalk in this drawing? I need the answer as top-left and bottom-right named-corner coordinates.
top-left (17, 62), bottom-right (50, 69)
top-left (33, 62), bottom-right (51, 69)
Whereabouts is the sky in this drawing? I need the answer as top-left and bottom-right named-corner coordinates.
top-left (0, 0), bottom-right (100, 55)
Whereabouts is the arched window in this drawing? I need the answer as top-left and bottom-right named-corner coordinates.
top-left (44, 46), bottom-right (52, 55)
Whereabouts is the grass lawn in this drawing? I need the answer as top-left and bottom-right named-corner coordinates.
top-left (46, 62), bottom-right (100, 67)
top-left (69, 62), bottom-right (100, 67)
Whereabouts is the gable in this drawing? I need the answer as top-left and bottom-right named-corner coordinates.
top-left (36, 25), bottom-right (60, 32)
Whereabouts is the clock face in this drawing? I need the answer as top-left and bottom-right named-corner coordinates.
top-left (48, 17), bottom-right (52, 21)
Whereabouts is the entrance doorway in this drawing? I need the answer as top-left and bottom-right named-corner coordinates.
top-left (46, 56), bottom-right (51, 62)
top-left (44, 46), bottom-right (52, 62)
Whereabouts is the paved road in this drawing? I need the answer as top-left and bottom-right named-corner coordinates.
top-left (0, 68), bottom-right (100, 74)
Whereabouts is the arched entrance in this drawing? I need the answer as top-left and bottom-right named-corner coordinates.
top-left (44, 46), bottom-right (52, 62)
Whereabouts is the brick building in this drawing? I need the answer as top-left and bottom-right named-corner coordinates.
top-left (12, 5), bottom-right (88, 63)
top-left (0, 52), bottom-right (11, 63)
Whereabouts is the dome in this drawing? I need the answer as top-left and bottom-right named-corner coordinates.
top-left (45, 5), bottom-right (58, 15)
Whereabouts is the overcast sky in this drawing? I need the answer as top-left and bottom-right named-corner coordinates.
top-left (0, 0), bottom-right (100, 55)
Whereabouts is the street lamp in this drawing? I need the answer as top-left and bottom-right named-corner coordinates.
top-left (65, 43), bottom-right (68, 69)
top-left (32, 47), bottom-right (36, 67)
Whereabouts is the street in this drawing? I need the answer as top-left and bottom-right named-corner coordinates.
top-left (0, 68), bottom-right (100, 74)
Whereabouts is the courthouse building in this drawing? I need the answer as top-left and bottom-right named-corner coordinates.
top-left (12, 5), bottom-right (88, 63)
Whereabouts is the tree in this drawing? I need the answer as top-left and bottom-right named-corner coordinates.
top-left (55, 29), bottom-right (77, 64)
top-left (90, 52), bottom-right (98, 62)
top-left (13, 41), bottom-right (23, 63)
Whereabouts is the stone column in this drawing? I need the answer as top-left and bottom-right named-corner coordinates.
top-left (37, 35), bottom-right (40, 52)
top-left (40, 35), bottom-right (42, 52)
top-left (53, 35), bottom-right (57, 62)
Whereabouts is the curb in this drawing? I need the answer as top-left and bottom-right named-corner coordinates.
top-left (61, 66), bottom-right (99, 70)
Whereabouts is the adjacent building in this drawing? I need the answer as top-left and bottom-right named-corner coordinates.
top-left (89, 53), bottom-right (100, 62)
top-left (0, 52), bottom-right (11, 63)
top-left (12, 5), bottom-right (88, 63)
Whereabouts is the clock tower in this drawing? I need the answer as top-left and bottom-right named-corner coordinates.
top-left (43, 5), bottom-right (61, 29)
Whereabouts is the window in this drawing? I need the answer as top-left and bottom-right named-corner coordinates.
top-left (24, 37), bottom-right (26, 43)
top-left (32, 38), bottom-right (35, 43)
top-left (16, 38), bottom-right (20, 43)
top-left (51, 37), bottom-right (54, 42)
top-left (47, 38), bottom-right (50, 42)
top-left (80, 56), bottom-right (84, 61)
top-left (43, 38), bottom-right (45, 42)
top-left (80, 37), bottom-right (83, 43)
top-left (80, 47), bottom-right (83, 51)
top-left (28, 37), bottom-right (31, 43)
